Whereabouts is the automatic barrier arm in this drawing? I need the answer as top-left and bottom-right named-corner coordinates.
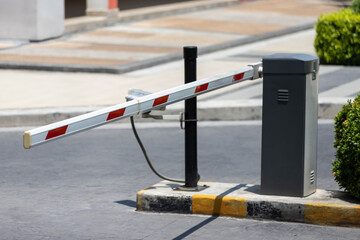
top-left (23, 62), bottom-right (262, 149)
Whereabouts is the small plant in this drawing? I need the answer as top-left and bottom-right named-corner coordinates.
top-left (314, 8), bottom-right (360, 65)
top-left (351, 0), bottom-right (360, 14)
top-left (332, 94), bottom-right (360, 199)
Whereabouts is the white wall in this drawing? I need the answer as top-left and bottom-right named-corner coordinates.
top-left (87, 0), bottom-right (108, 10)
top-left (0, 0), bottom-right (64, 41)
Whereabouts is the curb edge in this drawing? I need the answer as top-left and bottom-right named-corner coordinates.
top-left (137, 188), bottom-right (360, 227)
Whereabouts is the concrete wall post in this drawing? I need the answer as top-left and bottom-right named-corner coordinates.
top-left (0, 0), bottom-right (64, 41)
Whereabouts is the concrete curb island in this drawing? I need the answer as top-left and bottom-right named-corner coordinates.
top-left (137, 181), bottom-right (360, 228)
top-left (0, 23), bottom-right (315, 74)
top-left (0, 98), bottom-right (346, 127)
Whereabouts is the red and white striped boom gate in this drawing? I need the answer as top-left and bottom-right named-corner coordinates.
top-left (23, 62), bottom-right (262, 149)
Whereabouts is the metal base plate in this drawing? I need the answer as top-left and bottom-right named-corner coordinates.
top-left (172, 184), bottom-right (209, 192)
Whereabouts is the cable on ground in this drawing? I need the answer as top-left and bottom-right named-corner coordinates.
top-left (130, 116), bottom-right (185, 183)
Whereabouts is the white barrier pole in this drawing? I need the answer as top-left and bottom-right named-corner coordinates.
top-left (23, 62), bottom-right (262, 149)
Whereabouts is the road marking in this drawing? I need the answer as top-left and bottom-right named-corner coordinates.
top-left (305, 202), bottom-right (360, 227)
top-left (193, 194), bottom-right (247, 217)
top-left (136, 186), bottom-right (155, 211)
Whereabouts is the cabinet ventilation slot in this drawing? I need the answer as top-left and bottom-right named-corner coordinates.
top-left (277, 89), bottom-right (289, 103)
top-left (310, 170), bottom-right (315, 184)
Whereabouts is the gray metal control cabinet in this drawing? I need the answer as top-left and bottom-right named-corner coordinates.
top-left (261, 53), bottom-right (319, 197)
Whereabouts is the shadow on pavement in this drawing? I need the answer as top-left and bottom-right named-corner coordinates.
top-left (172, 216), bottom-right (218, 240)
top-left (115, 200), bottom-right (137, 208)
top-left (173, 183), bottom-right (246, 239)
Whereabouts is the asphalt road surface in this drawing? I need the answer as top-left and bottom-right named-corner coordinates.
top-left (1, 121), bottom-right (359, 239)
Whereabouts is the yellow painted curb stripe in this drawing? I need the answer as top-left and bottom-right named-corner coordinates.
top-left (305, 202), bottom-right (360, 227)
top-left (193, 194), bottom-right (247, 217)
top-left (136, 186), bottom-right (155, 211)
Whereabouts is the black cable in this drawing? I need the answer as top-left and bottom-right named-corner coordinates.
top-left (130, 116), bottom-right (185, 183)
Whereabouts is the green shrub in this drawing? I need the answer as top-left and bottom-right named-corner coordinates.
top-left (332, 94), bottom-right (360, 199)
top-left (352, 0), bottom-right (360, 14)
top-left (314, 9), bottom-right (360, 66)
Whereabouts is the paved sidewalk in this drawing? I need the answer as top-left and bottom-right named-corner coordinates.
top-left (0, 0), bottom-right (339, 73)
top-left (2, 29), bottom-right (360, 127)
top-left (1, 0), bottom-right (357, 127)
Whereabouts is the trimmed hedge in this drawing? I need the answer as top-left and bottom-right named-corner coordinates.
top-left (352, 0), bottom-right (360, 14)
top-left (314, 9), bottom-right (360, 65)
top-left (332, 94), bottom-right (360, 199)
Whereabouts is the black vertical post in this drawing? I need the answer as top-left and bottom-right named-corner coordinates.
top-left (184, 46), bottom-right (198, 188)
